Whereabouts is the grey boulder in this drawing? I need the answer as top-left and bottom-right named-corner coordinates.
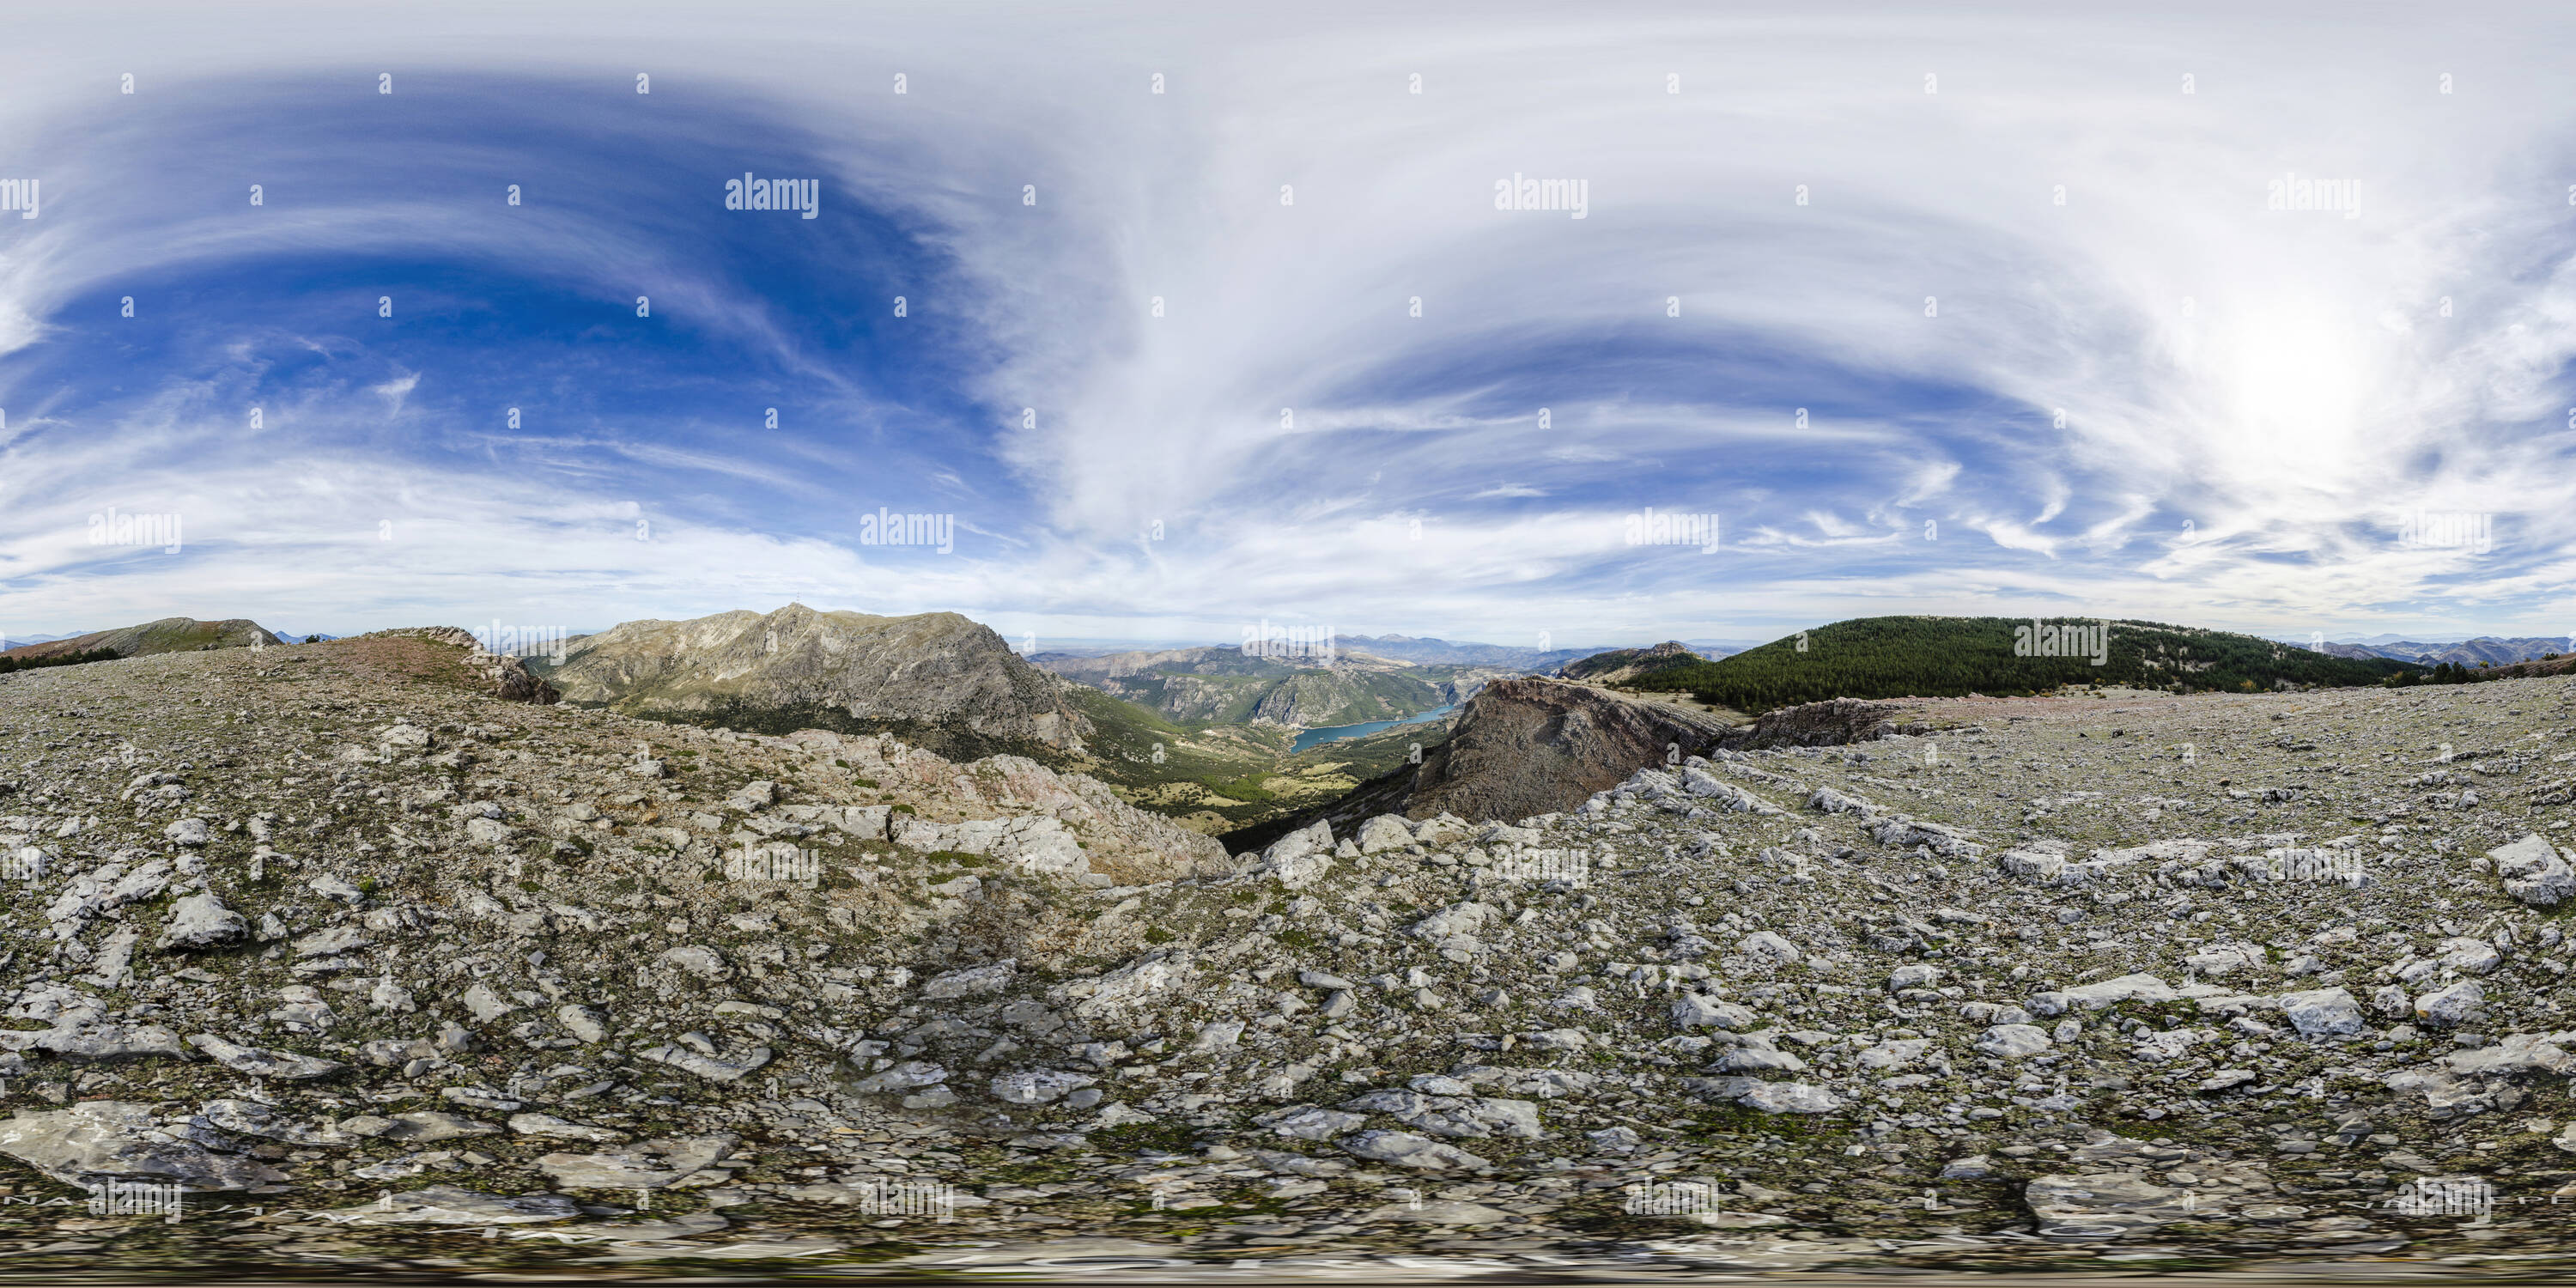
top-left (2277, 987), bottom-right (2365, 1038)
top-left (2491, 834), bottom-right (2575, 907)
top-left (0, 1101), bottom-right (287, 1190)
top-left (638, 1042), bottom-right (770, 1083)
top-left (1336, 1128), bottom-right (1491, 1171)
top-left (1975, 1024), bottom-right (2053, 1059)
top-left (1672, 993), bottom-right (1757, 1030)
top-left (507, 1112), bottom-right (630, 1144)
top-left (197, 1099), bottom-right (349, 1147)
top-left (537, 1134), bottom-right (737, 1189)
top-left (2415, 981), bottom-right (2485, 1028)
top-left (188, 1033), bottom-right (348, 1080)
top-left (155, 892), bottom-right (247, 951)
top-left (321, 1184), bottom-right (580, 1226)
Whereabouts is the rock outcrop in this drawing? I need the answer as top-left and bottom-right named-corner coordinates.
top-left (532, 604), bottom-right (1086, 759)
top-left (355, 627), bottom-right (562, 703)
top-left (1716, 696), bottom-right (1903, 750)
top-left (1394, 677), bottom-right (1740, 823)
top-left (1224, 677), bottom-right (1740, 847)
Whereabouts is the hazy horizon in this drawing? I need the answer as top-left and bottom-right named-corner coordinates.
top-left (3, 604), bottom-right (2566, 660)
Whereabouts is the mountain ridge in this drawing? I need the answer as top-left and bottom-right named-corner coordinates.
top-left (1590, 616), bottom-right (2421, 713)
top-left (1032, 645), bottom-right (1515, 729)
top-left (0, 617), bottom-right (283, 661)
top-left (530, 604), bottom-right (1097, 762)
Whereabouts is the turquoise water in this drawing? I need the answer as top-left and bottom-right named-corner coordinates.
top-left (1291, 704), bottom-right (1455, 755)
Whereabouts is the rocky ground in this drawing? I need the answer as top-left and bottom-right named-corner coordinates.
top-left (0, 635), bottom-right (2573, 1280)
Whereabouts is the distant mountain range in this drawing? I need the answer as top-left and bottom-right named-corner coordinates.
top-left (2310, 635), bottom-right (2571, 666)
top-left (1030, 644), bottom-right (1516, 728)
top-left (1332, 634), bottom-right (1605, 670)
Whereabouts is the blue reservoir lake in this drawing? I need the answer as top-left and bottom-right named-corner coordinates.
top-left (1290, 705), bottom-right (1456, 754)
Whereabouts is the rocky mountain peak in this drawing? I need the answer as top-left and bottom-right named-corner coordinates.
top-left (533, 605), bottom-right (1092, 762)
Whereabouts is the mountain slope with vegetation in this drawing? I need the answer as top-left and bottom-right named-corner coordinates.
top-left (526, 609), bottom-right (1467, 837)
top-left (0, 617), bottom-right (283, 661)
top-left (1033, 646), bottom-right (1512, 728)
top-left (1621, 617), bottom-right (2421, 714)
top-left (1557, 640), bottom-right (1701, 685)
top-left (531, 605), bottom-right (1097, 762)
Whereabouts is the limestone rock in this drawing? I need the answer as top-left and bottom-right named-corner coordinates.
top-left (1336, 1128), bottom-right (1491, 1171)
top-left (155, 891), bottom-right (247, 951)
top-left (2490, 834), bottom-right (2575, 907)
top-left (186, 1033), bottom-right (348, 1080)
top-left (0, 1101), bottom-right (287, 1190)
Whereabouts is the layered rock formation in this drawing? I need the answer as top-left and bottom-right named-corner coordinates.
top-left (1227, 677), bottom-right (1741, 848)
top-left (535, 604), bottom-right (1091, 761)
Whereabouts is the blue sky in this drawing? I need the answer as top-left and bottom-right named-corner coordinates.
top-left (4, 2), bottom-right (2574, 650)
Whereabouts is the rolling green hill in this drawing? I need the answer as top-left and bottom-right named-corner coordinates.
top-left (1628, 617), bottom-right (2422, 714)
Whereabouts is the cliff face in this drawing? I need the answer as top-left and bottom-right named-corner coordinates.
top-left (533, 604), bottom-right (1091, 761)
top-left (1401, 677), bottom-right (1740, 823)
top-left (1716, 696), bottom-right (1902, 750)
top-left (1222, 676), bottom-right (1742, 849)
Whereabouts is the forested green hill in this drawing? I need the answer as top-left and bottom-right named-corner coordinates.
top-left (1621, 617), bottom-right (2420, 713)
